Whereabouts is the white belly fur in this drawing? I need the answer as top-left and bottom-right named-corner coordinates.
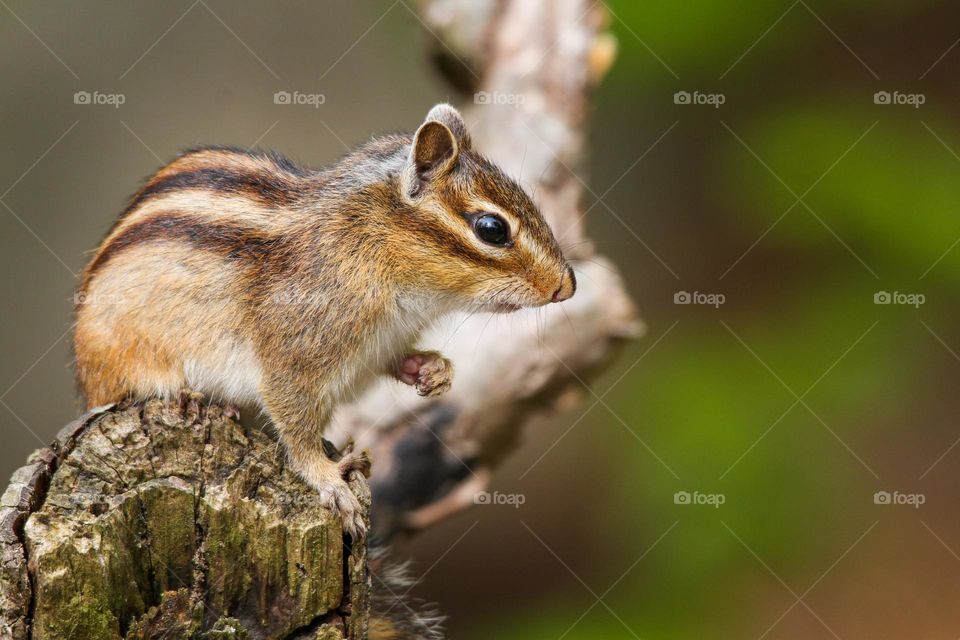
top-left (183, 339), bottom-right (263, 404)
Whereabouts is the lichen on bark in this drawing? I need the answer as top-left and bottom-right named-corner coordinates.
top-left (0, 400), bottom-right (368, 640)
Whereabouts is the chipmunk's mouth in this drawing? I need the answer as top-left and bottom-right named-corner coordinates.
top-left (479, 280), bottom-right (544, 313)
top-left (490, 302), bottom-right (522, 314)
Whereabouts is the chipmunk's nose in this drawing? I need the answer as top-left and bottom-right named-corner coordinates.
top-left (551, 265), bottom-right (576, 303)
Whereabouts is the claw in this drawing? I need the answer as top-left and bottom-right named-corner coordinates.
top-left (223, 403), bottom-right (241, 421)
top-left (177, 389), bottom-right (204, 419)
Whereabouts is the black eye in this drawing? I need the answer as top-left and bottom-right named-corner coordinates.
top-left (473, 214), bottom-right (511, 246)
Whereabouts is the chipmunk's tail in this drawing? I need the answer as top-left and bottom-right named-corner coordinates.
top-left (369, 547), bottom-right (445, 640)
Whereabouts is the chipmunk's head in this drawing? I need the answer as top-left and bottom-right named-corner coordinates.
top-left (398, 104), bottom-right (575, 313)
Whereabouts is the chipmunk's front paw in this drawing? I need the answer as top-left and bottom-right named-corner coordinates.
top-left (396, 350), bottom-right (453, 397)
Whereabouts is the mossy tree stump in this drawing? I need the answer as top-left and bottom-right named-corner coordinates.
top-left (0, 400), bottom-right (370, 640)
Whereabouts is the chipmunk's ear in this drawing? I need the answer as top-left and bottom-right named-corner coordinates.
top-left (405, 104), bottom-right (470, 198)
top-left (412, 104), bottom-right (472, 174)
top-left (411, 120), bottom-right (459, 178)
top-left (424, 103), bottom-right (472, 150)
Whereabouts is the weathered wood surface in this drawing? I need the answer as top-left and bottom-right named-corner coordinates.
top-left (1, 400), bottom-right (369, 640)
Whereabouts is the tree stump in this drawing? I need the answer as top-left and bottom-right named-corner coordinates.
top-left (0, 400), bottom-right (370, 640)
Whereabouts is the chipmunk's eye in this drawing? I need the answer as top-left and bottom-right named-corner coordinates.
top-left (473, 214), bottom-right (511, 246)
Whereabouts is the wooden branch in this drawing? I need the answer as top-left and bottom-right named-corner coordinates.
top-left (1, 401), bottom-right (370, 640)
top-left (329, 0), bottom-right (641, 540)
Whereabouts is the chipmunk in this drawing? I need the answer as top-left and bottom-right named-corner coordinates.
top-left (73, 104), bottom-right (575, 541)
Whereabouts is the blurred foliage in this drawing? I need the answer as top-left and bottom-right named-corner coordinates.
top-left (467, 0), bottom-right (959, 637)
top-left (722, 107), bottom-right (960, 284)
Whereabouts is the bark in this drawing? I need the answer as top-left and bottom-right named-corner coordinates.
top-left (1, 401), bottom-right (369, 640)
top-left (0, 0), bottom-right (639, 636)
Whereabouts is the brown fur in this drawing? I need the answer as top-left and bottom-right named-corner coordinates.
top-left (73, 104), bottom-right (574, 537)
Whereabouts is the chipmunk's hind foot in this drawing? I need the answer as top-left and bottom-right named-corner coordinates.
top-left (301, 452), bottom-right (369, 539)
top-left (317, 477), bottom-right (367, 540)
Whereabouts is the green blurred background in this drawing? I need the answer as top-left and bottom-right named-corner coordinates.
top-left (2, 1), bottom-right (959, 638)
